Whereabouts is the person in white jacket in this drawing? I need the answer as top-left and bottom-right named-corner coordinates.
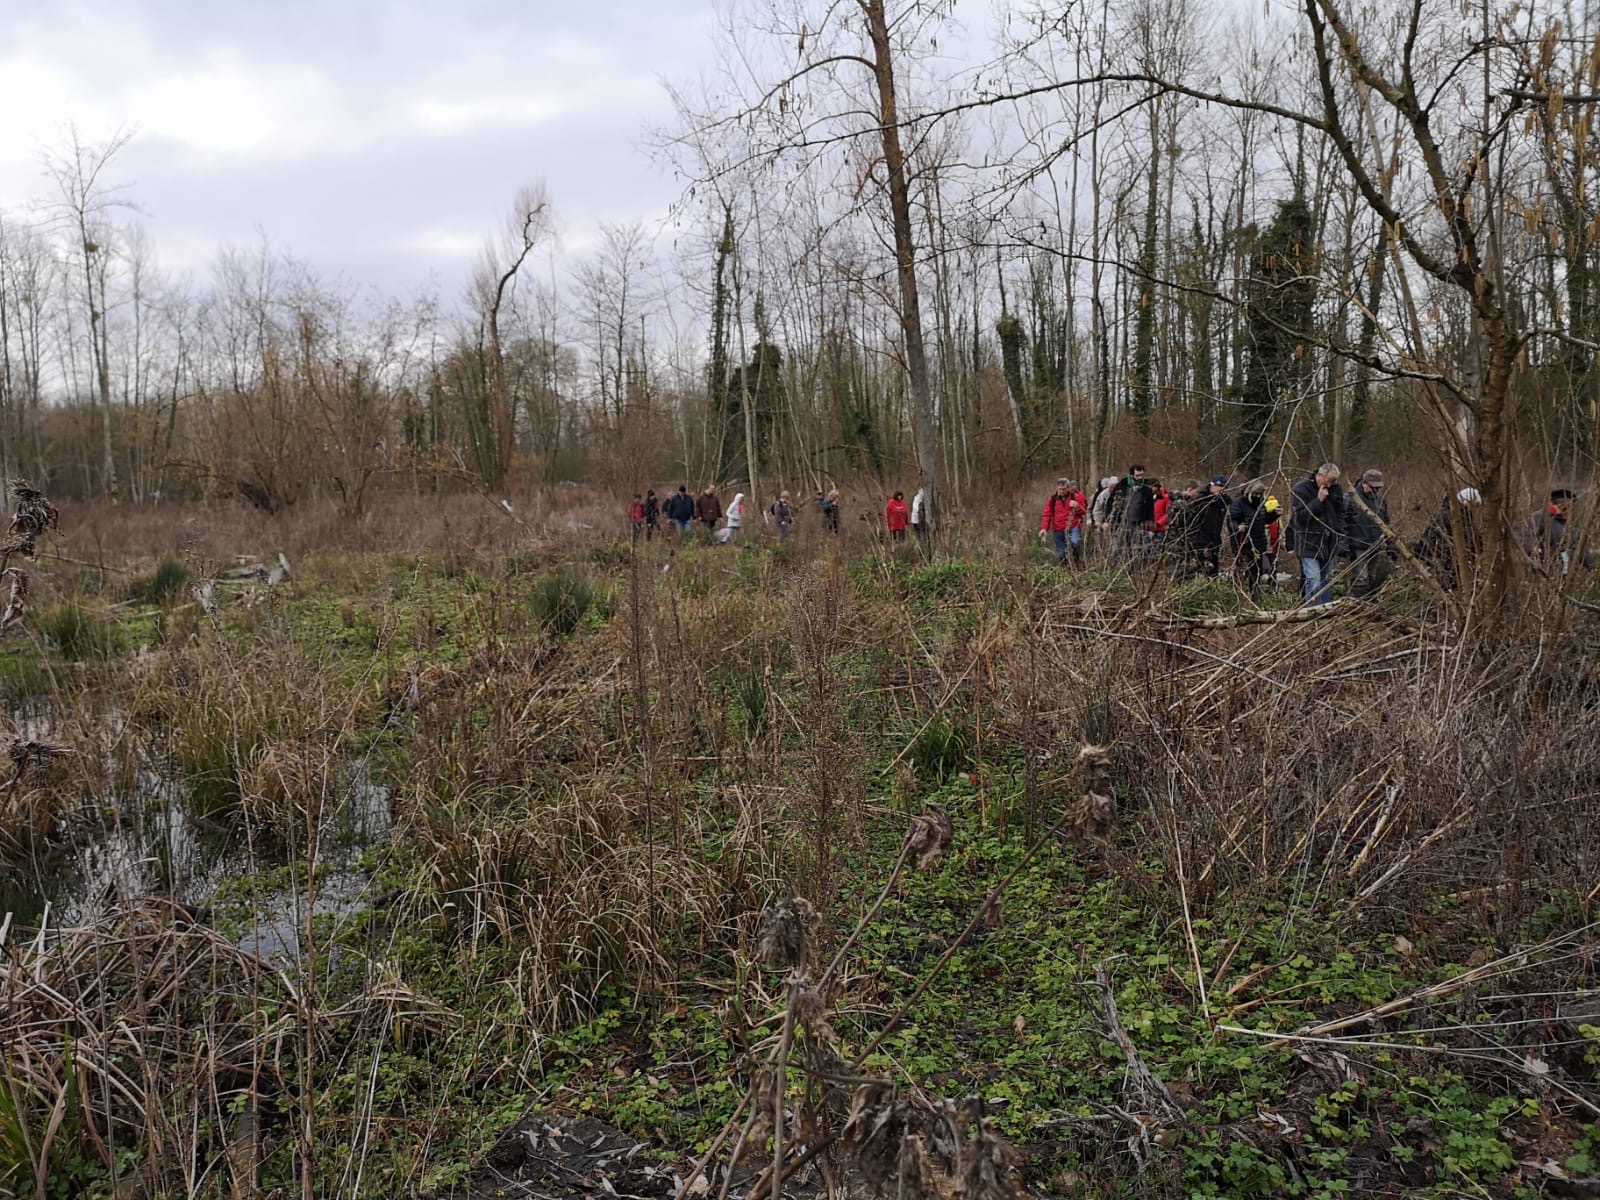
top-left (910, 487), bottom-right (925, 537)
top-left (717, 492), bottom-right (745, 543)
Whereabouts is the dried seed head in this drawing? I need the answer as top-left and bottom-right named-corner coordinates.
top-left (793, 985), bottom-right (839, 1046)
top-left (8, 480), bottom-right (59, 538)
top-left (1, 568), bottom-right (28, 629)
top-left (952, 1102), bottom-right (1021, 1200)
top-left (906, 807), bottom-right (953, 869)
top-left (754, 896), bottom-right (820, 970)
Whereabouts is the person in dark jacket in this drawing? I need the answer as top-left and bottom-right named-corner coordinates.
top-left (1522, 488), bottom-right (1592, 575)
top-left (1413, 487), bottom-right (1481, 591)
top-left (642, 489), bottom-right (660, 541)
top-left (819, 489), bottom-right (841, 534)
top-left (1290, 463), bottom-right (1348, 606)
top-left (1189, 475), bottom-right (1230, 576)
top-left (665, 485), bottom-right (696, 537)
top-left (1229, 483), bottom-right (1272, 589)
top-left (696, 485), bottom-right (723, 533)
top-left (1344, 468), bottom-right (1394, 597)
top-left (1108, 465), bottom-right (1155, 564)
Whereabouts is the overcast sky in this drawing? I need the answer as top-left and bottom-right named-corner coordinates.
top-left (0, 0), bottom-right (719, 301)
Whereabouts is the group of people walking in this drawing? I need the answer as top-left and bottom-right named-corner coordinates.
top-left (629, 483), bottom-right (848, 544)
top-left (1042, 463), bottom-right (1588, 605)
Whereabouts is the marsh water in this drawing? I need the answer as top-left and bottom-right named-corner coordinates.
top-left (2, 731), bottom-right (392, 961)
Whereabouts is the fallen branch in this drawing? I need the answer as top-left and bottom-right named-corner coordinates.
top-left (1153, 600), bottom-right (1351, 629)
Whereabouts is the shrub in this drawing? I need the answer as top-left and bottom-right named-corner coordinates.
top-left (136, 557), bottom-right (194, 605)
top-left (42, 602), bottom-right (124, 661)
top-left (530, 568), bottom-right (606, 637)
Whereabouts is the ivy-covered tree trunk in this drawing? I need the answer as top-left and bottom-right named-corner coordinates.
top-left (708, 207), bottom-right (735, 478)
top-left (1131, 111), bottom-right (1160, 436)
top-left (1237, 193), bottom-right (1316, 477)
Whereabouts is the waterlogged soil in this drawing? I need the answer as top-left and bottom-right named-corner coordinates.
top-left (7, 748), bottom-right (392, 961)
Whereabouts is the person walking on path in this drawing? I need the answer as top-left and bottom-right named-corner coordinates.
top-left (1522, 488), bottom-right (1593, 574)
top-left (628, 494), bottom-right (646, 540)
top-left (717, 492), bottom-right (746, 544)
top-left (1345, 469), bottom-right (1395, 597)
top-left (1108, 465), bottom-right (1156, 564)
top-left (1229, 482), bottom-right (1272, 590)
top-left (885, 491), bottom-right (910, 543)
top-left (1290, 463), bottom-right (1348, 606)
top-left (819, 489), bottom-right (841, 534)
top-left (1191, 476), bottom-right (1231, 577)
top-left (770, 490), bottom-right (795, 539)
top-left (642, 489), bottom-right (660, 541)
top-left (696, 485), bottom-right (723, 535)
top-left (665, 485), bottom-right (695, 538)
top-left (1038, 477), bottom-right (1087, 565)
top-left (909, 487), bottom-right (926, 538)
top-left (1415, 488), bottom-right (1481, 590)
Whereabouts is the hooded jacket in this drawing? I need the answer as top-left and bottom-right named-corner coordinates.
top-left (726, 493), bottom-right (745, 528)
top-left (1229, 493), bottom-right (1271, 552)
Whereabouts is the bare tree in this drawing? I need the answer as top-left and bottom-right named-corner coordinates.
top-left (473, 184), bottom-right (553, 495)
top-left (42, 125), bottom-right (136, 501)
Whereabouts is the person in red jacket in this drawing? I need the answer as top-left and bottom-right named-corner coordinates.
top-left (1038, 477), bottom-right (1087, 565)
top-left (1151, 483), bottom-right (1171, 548)
top-left (885, 491), bottom-right (910, 542)
top-left (628, 494), bottom-right (645, 540)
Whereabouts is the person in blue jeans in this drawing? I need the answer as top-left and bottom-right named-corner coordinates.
top-left (664, 485), bottom-right (696, 537)
top-left (1289, 463), bottom-right (1348, 606)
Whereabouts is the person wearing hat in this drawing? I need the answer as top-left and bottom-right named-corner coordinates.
top-left (1192, 475), bottom-right (1231, 577)
top-left (1413, 487), bottom-right (1482, 590)
top-left (1290, 463), bottom-right (1349, 605)
top-left (1344, 468), bottom-right (1395, 597)
top-left (1039, 477), bottom-right (1088, 565)
top-left (1522, 488), bottom-right (1589, 574)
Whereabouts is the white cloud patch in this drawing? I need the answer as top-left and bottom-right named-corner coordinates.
top-left (130, 57), bottom-right (338, 155)
top-left (411, 94), bottom-right (568, 137)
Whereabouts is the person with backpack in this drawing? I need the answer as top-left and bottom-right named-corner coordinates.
top-left (770, 490), bottom-right (795, 538)
top-left (1038, 477), bottom-right (1087, 565)
top-left (1108, 465), bottom-right (1156, 564)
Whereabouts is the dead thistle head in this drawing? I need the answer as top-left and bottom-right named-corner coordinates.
top-left (1067, 744), bottom-right (1116, 850)
top-left (906, 807), bottom-right (953, 869)
top-left (8, 480), bottom-right (59, 538)
top-left (754, 896), bottom-right (820, 971)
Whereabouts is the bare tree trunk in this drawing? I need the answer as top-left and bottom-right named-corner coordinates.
top-left (861, 0), bottom-right (940, 537)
